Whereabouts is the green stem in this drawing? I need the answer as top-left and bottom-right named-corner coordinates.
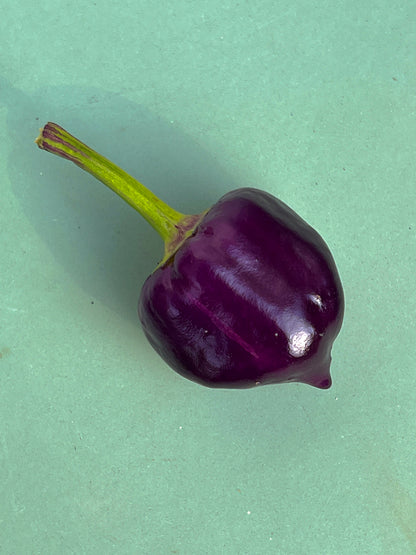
top-left (35, 122), bottom-right (188, 243)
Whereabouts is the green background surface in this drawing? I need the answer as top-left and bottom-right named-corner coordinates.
top-left (1, 1), bottom-right (415, 553)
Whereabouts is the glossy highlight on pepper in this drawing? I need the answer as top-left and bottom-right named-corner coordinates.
top-left (36, 123), bottom-right (344, 389)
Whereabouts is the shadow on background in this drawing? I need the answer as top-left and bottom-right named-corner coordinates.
top-left (1, 77), bottom-right (240, 322)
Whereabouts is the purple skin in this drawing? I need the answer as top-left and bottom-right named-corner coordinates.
top-left (139, 188), bottom-right (344, 389)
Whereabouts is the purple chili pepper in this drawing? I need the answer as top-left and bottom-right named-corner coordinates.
top-left (37, 123), bottom-right (343, 389)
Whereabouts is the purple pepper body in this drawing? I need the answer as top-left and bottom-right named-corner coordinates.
top-left (139, 188), bottom-right (344, 389)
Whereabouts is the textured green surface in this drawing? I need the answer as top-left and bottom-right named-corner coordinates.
top-left (1, 1), bottom-right (415, 553)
